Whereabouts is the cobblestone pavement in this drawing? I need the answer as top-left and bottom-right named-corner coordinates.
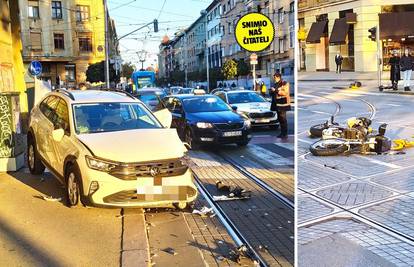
top-left (189, 137), bottom-right (294, 266)
top-left (298, 82), bottom-right (414, 266)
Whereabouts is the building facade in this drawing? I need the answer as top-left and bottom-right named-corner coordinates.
top-left (206, 0), bottom-right (223, 69)
top-left (19, 0), bottom-right (118, 88)
top-left (220, 0), bottom-right (245, 63)
top-left (298, 0), bottom-right (414, 72)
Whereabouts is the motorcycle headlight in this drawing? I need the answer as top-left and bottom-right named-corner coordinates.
top-left (244, 120), bottom-right (251, 128)
top-left (86, 156), bottom-right (117, 172)
top-left (196, 122), bottom-right (214, 128)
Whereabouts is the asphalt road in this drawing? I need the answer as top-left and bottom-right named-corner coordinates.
top-left (298, 80), bottom-right (414, 267)
top-left (0, 170), bottom-right (121, 267)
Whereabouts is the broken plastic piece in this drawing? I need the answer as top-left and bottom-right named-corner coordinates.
top-left (41, 196), bottom-right (61, 202)
top-left (162, 247), bottom-right (178, 256)
top-left (192, 206), bottom-right (214, 217)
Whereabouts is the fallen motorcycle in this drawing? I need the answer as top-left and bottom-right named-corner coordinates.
top-left (310, 123), bottom-right (391, 156)
top-left (310, 116), bottom-right (372, 139)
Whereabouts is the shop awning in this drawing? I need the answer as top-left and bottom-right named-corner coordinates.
top-left (379, 12), bottom-right (414, 40)
top-left (329, 18), bottom-right (349, 45)
top-left (306, 20), bottom-right (328, 44)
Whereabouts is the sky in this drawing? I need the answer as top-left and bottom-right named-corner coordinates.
top-left (107, 0), bottom-right (211, 70)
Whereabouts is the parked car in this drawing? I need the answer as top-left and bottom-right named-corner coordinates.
top-left (169, 86), bottom-right (183, 95)
top-left (210, 87), bottom-right (245, 95)
top-left (178, 88), bottom-right (194, 94)
top-left (27, 89), bottom-right (197, 209)
top-left (214, 90), bottom-right (278, 128)
top-left (163, 94), bottom-right (251, 149)
top-left (134, 87), bottom-right (166, 112)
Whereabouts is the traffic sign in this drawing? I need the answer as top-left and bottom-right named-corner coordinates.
top-left (250, 53), bottom-right (258, 65)
top-left (29, 61), bottom-right (42, 76)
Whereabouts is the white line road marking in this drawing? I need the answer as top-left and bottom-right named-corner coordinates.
top-left (386, 104), bottom-right (401, 107)
top-left (298, 138), bottom-right (313, 144)
top-left (354, 155), bottom-right (401, 169)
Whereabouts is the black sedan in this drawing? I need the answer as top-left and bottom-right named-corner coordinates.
top-left (163, 94), bottom-right (252, 149)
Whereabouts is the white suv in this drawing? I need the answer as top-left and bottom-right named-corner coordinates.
top-left (27, 89), bottom-right (197, 209)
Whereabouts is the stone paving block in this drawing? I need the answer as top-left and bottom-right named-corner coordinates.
top-left (298, 161), bottom-right (352, 191)
top-left (370, 168), bottom-right (414, 193)
top-left (298, 196), bottom-right (334, 223)
top-left (305, 154), bottom-right (394, 177)
top-left (316, 181), bottom-right (393, 207)
top-left (359, 196), bottom-right (414, 239)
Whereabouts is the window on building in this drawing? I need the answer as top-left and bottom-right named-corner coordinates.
top-left (79, 36), bottom-right (92, 52)
top-left (290, 1), bottom-right (294, 13)
top-left (228, 22), bottom-right (232, 34)
top-left (52, 1), bottom-right (62, 19)
top-left (289, 26), bottom-right (294, 48)
top-left (279, 38), bottom-right (284, 53)
top-left (65, 65), bottom-right (75, 81)
top-left (76, 5), bottom-right (90, 22)
top-left (28, 1), bottom-right (40, 18)
top-left (30, 32), bottom-right (42, 50)
top-left (278, 8), bottom-right (284, 24)
top-left (54, 33), bottom-right (64, 50)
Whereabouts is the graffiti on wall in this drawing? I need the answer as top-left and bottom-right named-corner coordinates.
top-left (0, 95), bottom-right (13, 157)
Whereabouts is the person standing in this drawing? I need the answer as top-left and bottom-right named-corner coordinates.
top-left (335, 53), bottom-right (343, 73)
top-left (400, 49), bottom-right (413, 91)
top-left (389, 51), bottom-right (401, 90)
top-left (270, 73), bottom-right (291, 139)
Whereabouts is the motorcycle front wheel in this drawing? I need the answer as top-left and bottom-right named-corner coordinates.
top-left (309, 123), bottom-right (329, 138)
top-left (310, 139), bottom-right (348, 156)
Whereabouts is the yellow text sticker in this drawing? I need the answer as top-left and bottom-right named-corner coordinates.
top-left (235, 12), bottom-right (275, 52)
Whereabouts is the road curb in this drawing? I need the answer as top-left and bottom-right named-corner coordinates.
top-left (380, 90), bottom-right (414, 95)
top-left (121, 209), bottom-right (150, 267)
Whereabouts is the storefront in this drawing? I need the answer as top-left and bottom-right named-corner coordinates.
top-left (379, 10), bottom-right (414, 71)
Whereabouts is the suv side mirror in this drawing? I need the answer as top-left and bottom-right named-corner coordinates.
top-left (52, 128), bottom-right (65, 142)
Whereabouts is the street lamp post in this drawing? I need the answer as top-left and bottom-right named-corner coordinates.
top-left (104, 0), bottom-right (110, 88)
top-left (201, 10), bottom-right (210, 92)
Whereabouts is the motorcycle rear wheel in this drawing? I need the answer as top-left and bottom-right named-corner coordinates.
top-left (310, 139), bottom-right (348, 156)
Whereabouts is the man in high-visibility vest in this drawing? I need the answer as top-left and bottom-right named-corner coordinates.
top-left (270, 73), bottom-right (291, 139)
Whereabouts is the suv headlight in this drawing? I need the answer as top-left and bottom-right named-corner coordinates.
top-left (244, 120), bottom-right (251, 128)
top-left (196, 122), bottom-right (213, 128)
top-left (86, 156), bottom-right (117, 172)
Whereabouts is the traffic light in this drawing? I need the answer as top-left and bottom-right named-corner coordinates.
top-left (368, 27), bottom-right (377, 41)
top-left (153, 19), bottom-right (158, 33)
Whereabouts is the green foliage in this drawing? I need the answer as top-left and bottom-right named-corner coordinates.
top-left (237, 59), bottom-right (250, 77)
top-left (86, 61), bottom-right (120, 83)
top-left (121, 62), bottom-right (135, 79)
top-left (221, 59), bottom-right (238, 80)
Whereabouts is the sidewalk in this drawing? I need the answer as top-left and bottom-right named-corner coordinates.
top-left (299, 71), bottom-right (384, 81)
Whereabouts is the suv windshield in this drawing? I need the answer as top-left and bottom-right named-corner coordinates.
top-left (73, 102), bottom-right (162, 134)
top-left (182, 96), bottom-right (230, 113)
top-left (227, 92), bottom-right (266, 104)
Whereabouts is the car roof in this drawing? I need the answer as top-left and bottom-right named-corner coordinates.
top-left (49, 90), bottom-right (142, 104)
top-left (171, 94), bottom-right (217, 100)
top-left (225, 90), bottom-right (253, 94)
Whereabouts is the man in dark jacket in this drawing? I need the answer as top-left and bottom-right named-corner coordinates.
top-left (335, 53), bottom-right (343, 73)
top-left (400, 49), bottom-right (413, 91)
top-left (270, 73), bottom-right (291, 139)
top-left (389, 51), bottom-right (401, 90)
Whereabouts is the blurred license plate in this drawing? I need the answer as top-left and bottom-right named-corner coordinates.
top-left (256, 118), bottom-right (270, 123)
top-left (223, 131), bottom-right (242, 137)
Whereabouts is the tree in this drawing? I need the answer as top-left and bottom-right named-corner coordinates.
top-left (121, 62), bottom-right (135, 78)
top-left (86, 61), bottom-right (120, 83)
top-left (221, 59), bottom-right (238, 80)
top-left (237, 59), bottom-right (250, 77)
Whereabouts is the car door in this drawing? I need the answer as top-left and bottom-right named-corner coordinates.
top-left (37, 96), bottom-right (59, 164)
top-left (49, 98), bottom-right (74, 178)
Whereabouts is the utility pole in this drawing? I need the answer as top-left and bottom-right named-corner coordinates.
top-left (184, 31), bottom-right (188, 87)
top-left (104, 0), bottom-right (110, 88)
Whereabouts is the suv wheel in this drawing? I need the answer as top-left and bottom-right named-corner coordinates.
top-left (27, 135), bottom-right (45, 175)
top-left (65, 165), bottom-right (83, 207)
